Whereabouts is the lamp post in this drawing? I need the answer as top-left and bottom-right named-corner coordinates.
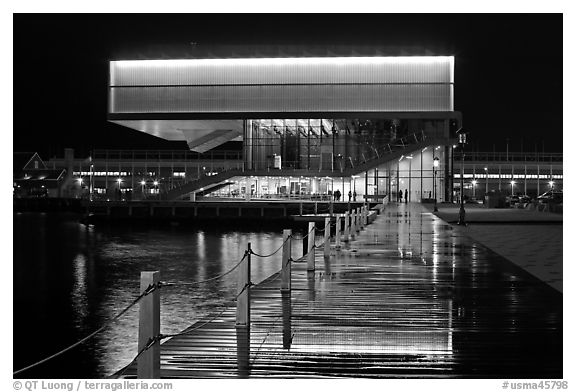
top-left (510, 180), bottom-right (516, 195)
top-left (117, 178), bottom-right (123, 201)
top-left (457, 129), bottom-right (467, 226)
top-left (484, 167), bottom-right (488, 195)
top-left (472, 180), bottom-right (477, 199)
top-left (89, 163), bottom-right (94, 201)
top-left (433, 157), bottom-right (439, 212)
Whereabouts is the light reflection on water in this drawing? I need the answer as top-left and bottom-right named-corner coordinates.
top-left (14, 213), bottom-right (284, 378)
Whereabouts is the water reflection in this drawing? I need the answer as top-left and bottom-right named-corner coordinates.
top-left (281, 292), bottom-right (292, 350)
top-left (13, 213), bottom-right (284, 378)
top-left (71, 254), bottom-right (88, 327)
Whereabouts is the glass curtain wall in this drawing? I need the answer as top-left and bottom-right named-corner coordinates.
top-left (245, 118), bottom-right (448, 172)
top-left (246, 118), bottom-right (403, 171)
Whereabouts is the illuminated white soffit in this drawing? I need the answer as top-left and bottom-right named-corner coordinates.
top-left (109, 119), bottom-right (244, 144)
top-left (182, 129), bottom-right (242, 153)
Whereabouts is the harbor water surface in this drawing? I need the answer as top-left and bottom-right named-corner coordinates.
top-left (13, 212), bottom-right (294, 378)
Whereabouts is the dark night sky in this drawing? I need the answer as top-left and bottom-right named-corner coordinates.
top-left (13, 13), bottom-right (563, 158)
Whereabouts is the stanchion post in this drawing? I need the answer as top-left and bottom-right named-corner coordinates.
top-left (355, 208), bottom-right (360, 233)
top-left (359, 206), bottom-right (365, 230)
top-left (280, 229), bottom-right (292, 292)
top-left (236, 243), bottom-right (251, 328)
top-left (323, 217), bottom-right (330, 258)
top-left (335, 214), bottom-right (342, 249)
top-left (344, 211), bottom-right (350, 242)
top-left (138, 271), bottom-right (160, 379)
top-left (307, 222), bottom-right (315, 271)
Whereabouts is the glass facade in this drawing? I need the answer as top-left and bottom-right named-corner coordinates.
top-left (244, 118), bottom-right (449, 171)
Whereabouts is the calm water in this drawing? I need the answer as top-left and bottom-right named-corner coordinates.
top-left (14, 213), bottom-right (300, 378)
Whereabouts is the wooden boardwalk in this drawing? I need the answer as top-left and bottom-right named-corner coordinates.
top-left (117, 203), bottom-right (562, 378)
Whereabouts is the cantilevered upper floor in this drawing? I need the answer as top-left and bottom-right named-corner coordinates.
top-left (108, 55), bottom-right (461, 153)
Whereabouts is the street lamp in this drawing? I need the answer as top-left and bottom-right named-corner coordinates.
top-left (484, 167), bottom-right (488, 195)
top-left (433, 157), bottom-right (439, 212)
top-left (457, 129), bottom-right (467, 226)
top-left (472, 179), bottom-right (477, 199)
top-left (140, 180), bottom-right (146, 198)
top-left (89, 164), bottom-right (94, 201)
top-left (510, 180), bottom-right (516, 195)
top-left (117, 178), bottom-right (123, 201)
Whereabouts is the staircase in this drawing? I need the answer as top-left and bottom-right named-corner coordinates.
top-left (166, 168), bottom-right (244, 200)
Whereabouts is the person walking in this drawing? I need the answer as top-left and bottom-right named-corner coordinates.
top-left (404, 189), bottom-right (408, 203)
top-left (348, 190), bottom-right (352, 201)
top-left (398, 189), bottom-right (402, 203)
top-left (353, 191), bottom-right (357, 201)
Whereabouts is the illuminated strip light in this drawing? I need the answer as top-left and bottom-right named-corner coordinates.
top-left (110, 56), bottom-right (455, 89)
top-left (112, 56), bottom-right (454, 68)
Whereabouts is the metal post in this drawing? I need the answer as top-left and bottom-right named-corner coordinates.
top-left (236, 244), bottom-right (251, 327)
top-left (355, 208), bottom-right (360, 233)
top-left (323, 217), bottom-right (330, 258)
top-left (138, 271), bottom-right (160, 379)
top-left (307, 222), bottom-right (315, 271)
top-left (343, 211), bottom-right (350, 242)
top-left (281, 229), bottom-right (292, 292)
top-left (359, 206), bottom-right (365, 230)
top-left (335, 214), bottom-right (341, 249)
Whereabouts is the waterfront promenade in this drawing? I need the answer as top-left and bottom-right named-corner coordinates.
top-left (117, 203), bottom-right (562, 378)
top-left (432, 205), bottom-right (562, 292)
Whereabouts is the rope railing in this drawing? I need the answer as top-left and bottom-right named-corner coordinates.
top-left (259, 255), bottom-right (295, 285)
top-left (145, 251), bottom-right (250, 289)
top-left (159, 282), bottom-right (252, 341)
top-left (249, 234), bottom-right (293, 258)
top-left (13, 282), bottom-right (162, 376)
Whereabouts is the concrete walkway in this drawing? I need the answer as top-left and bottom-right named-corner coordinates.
top-left (117, 203), bottom-right (562, 378)
top-left (431, 204), bottom-right (562, 292)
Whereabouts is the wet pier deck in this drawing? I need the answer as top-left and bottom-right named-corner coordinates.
top-left (117, 203), bottom-right (562, 378)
